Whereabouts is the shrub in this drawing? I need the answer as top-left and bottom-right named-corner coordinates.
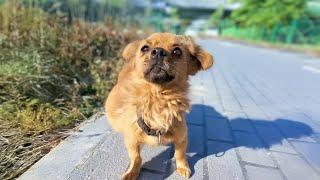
top-left (0, 1), bottom-right (140, 179)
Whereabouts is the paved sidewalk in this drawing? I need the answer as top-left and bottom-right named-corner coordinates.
top-left (20, 39), bottom-right (320, 180)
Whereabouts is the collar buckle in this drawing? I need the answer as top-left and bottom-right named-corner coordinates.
top-left (158, 132), bottom-right (162, 145)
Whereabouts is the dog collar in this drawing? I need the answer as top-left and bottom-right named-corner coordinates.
top-left (137, 117), bottom-right (160, 136)
top-left (137, 110), bottom-right (163, 144)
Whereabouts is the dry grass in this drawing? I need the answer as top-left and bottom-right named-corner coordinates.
top-left (0, 1), bottom-right (142, 179)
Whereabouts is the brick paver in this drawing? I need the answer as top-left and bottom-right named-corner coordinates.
top-left (245, 165), bottom-right (283, 180)
top-left (20, 39), bottom-right (320, 180)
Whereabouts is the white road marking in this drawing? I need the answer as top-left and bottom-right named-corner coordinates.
top-left (303, 65), bottom-right (320, 74)
top-left (220, 41), bottom-right (241, 48)
top-left (303, 60), bottom-right (320, 74)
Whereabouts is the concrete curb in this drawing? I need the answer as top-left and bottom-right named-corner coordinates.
top-left (19, 113), bottom-right (110, 180)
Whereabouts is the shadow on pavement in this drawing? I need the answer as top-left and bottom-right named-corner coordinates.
top-left (145, 104), bottom-right (315, 178)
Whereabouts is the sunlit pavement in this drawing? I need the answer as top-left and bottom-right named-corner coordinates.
top-left (20, 39), bottom-right (320, 180)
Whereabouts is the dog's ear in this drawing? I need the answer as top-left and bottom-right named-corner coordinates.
top-left (177, 35), bottom-right (214, 75)
top-left (122, 40), bottom-right (140, 61)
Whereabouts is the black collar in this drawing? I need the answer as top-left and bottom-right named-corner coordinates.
top-left (137, 110), bottom-right (161, 136)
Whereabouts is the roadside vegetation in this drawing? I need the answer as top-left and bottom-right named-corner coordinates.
top-left (211, 0), bottom-right (320, 52)
top-left (0, 1), bottom-right (140, 179)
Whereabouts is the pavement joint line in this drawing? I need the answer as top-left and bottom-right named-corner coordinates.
top-left (217, 66), bottom-right (286, 179)
top-left (267, 149), bottom-right (300, 156)
top-left (224, 110), bottom-right (248, 114)
top-left (66, 116), bottom-right (112, 179)
top-left (211, 68), bottom-right (250, 180)
top-left (207, 137), bottom-right (235, 144)
top-left (206, 138), bottom-right (234, 144)
top-left (219, 109), bottom-right (245, 113)
top-left (206, 138), bottom-right (235, 144)
top-left (238, 73), bottom-right (320, 168)
top-left (269, 151), bottom-right (304, 156)
top-left (235, 147), bottom-right (249, 180)
top-left (242, 70), bottom-right (320, 131)
top-left (270, 83), bottom-right (319, 125)
top-left (231, 129), bottom-right (258, 134)
top-left (303, 112), bottom-right (320, 127)
top-left (186, 122), bottom-right (203, 127)
top-left (227, 123), bottom-right (249, 180)
top-left (211, 67), bottom-right (227, 114)
top-left (212, 66), bottom-right (248, 119)
top-left (164, 143), bottom-right (175, 177)
top-left (210, 40), bottom-right (319, 179)
top-left (256, 70), bottom-right (316, 117)
top-left (141, 167), bottom-right (165, 175)
top-left (231, 73), bottom-right (289, 178)
top-left (231, 68), bottom-right (320, 177)
top-left (288, 139), bottom-right (320, 144)
top-left (229, 71), bottom-right (268, 117)
top-left (269, 115), bottom-right (320, 176)
top-left (204, 115), bottom-right (228, 119)
top-left (216, 66), bottom-right (245, 111)
top-left (201, 98), bottom-right (210, 180)
top-left (272, 149), bottom-right (320, 177)
top-left (210, 66), bottom-right (251, 180)
top-left (271, 147), bottom-right (320, 176)
top-left (242, 161), bottom-right (279, 170)
top-left (67, 130), bottom-right (111, 179)
top-left (241, 72), bottom-right (296, 116)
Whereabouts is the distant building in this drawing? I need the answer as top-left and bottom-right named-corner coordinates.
top-left (167, 0), bottom-right (240, 20)
top-left (131, 0), bottom-right (240, 19)
top-left (168, 0), bottom-right (240, 10)
top-left (130, 0), bottom-right (240, 32)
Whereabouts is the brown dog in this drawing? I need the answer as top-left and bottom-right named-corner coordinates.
top-left (105, 33), bottom-right (213, 180)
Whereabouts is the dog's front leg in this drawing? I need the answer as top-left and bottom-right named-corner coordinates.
top-left (122, 138), bottom-right (142, 180)
top-left (174, 137), bottom-right (191, 178)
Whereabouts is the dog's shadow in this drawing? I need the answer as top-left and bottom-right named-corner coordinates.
top-left (142, 104), bottom-right (316, 178)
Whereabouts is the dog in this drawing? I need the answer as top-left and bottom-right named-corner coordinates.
top-left (105, 33), bottom-right (213, 180)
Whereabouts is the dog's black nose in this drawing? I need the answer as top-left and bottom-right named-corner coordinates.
top-left (151, 48), bottom-right (166, 59)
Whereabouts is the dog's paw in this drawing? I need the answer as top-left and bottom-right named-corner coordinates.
top-left (177, 166), bottom-right (191, 178)
top-left (121, 171), bottom-right (139, 180)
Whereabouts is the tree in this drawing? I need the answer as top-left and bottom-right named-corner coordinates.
top-left (231, 0), bottom-right (307, 29)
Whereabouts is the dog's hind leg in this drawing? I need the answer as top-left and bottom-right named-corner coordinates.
top-left (122, 138), bottom-right (142, 180)
top-left (174, 137), bottom-right (191, 178)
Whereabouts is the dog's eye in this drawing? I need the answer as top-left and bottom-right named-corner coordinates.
top-left (141, 45), bottom-right (150, 52)
top-left (172, 47), bottom-right (182, 57)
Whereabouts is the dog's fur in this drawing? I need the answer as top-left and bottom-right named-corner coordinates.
top-left (105, 33), bottom-right (213, 180)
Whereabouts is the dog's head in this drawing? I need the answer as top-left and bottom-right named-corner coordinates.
top-left (122, 33), bottom-right (214, 84)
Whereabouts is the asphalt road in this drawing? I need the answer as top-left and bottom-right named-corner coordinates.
top-left (20, 39), bottom-right (320, 180)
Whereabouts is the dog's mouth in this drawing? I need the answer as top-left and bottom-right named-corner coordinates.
top-left (144, 65), bottom-right (175, 84)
